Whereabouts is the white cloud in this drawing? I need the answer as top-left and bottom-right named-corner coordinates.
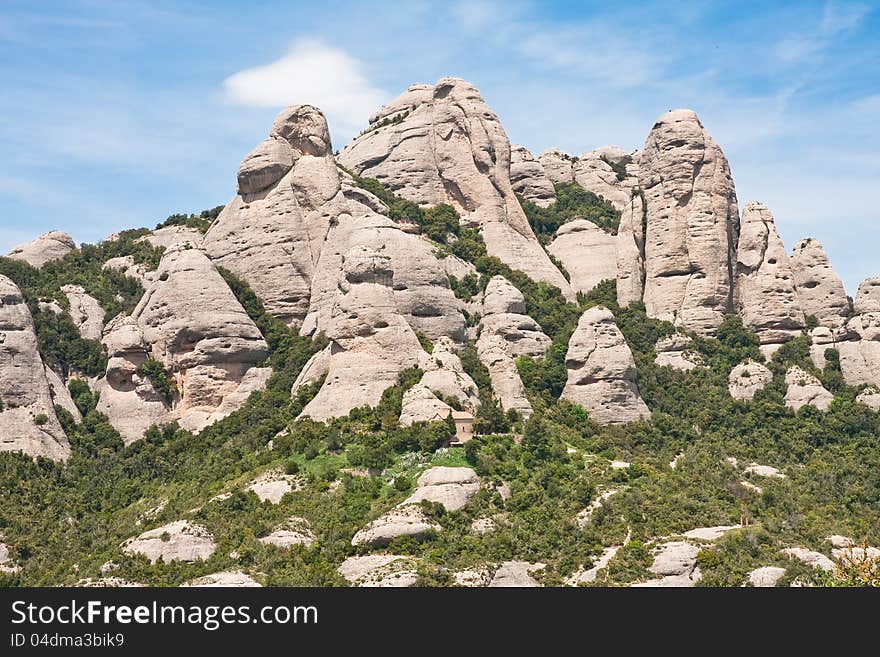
top-left (820, 1), bottom-right (870, 35)
top-left (223, 39), bottom-right (390, 142)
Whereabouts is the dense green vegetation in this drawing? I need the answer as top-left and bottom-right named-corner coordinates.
top-left (0, 230), bottom-right (163, 377)
top-left (519, 181), bottom-right (621, 241)
top-left (0, 189), bottom-right (877, 588)
top-left (155, 206), bottom-right (223, 234)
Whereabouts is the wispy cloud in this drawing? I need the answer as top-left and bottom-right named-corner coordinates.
top-left (223, 39), bottom-right (390, 143)
top-left (776, 0), bottom-right (871, 62)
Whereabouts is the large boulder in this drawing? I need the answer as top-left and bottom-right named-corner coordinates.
top-left (728, 360), bottom-right (772, 401)
top-left (633, 541), bottom-right (702, 587)
top-left (204, 105), bottom-right (346, 328)
top-left (337, 555), bottom-right (419, 587)
top-left (784, 366), bottom-right (833, 412)
top-left (139, 226), bottom-right (203, 250)
top-left (509, 144), bottom-right (556, 207)
top-left (351, 505), bottom-right (440, 548)
top-left (489, 561), bottom-right (543, 587)
top-left (122, 521), bottom-right (216, 563)
top-left (61, 284), bottom-right (105, 341)
top-left (338, 78), bottom-right (572, 298)
top-left (404, 466), bottom-right (480, 512)
top-left (561, 306), bottom-right (649, 424)
top-left (548, 220), bottom-right (617, 295)
top-left (6, 231), bottom-right (75, 268)
top-left (480, 276), bottom-right (551, 357)
top-left (0, 275), bottom-right (70, 461)
top-left (654, 334), bottom-right (703, 371)
top-left (640, 110), bottom-right (739, 335)
top-left (789, 239), bottom-right (849, 328)
top-left (734, 202), bottom-right (804, 344)
top-left (417, 337), bottom-right (480, 410)
top-left (183, 571), bottom-right (261, 587)
top-left (399, 384), bottom-right (454, 425)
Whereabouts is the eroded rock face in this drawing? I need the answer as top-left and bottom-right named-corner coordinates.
top-left (640, 110), bottom-right (739, 335)
top-left (734, 203), bottom-right (804, 344)
top-left (480, 276), bottom-right (551, 357)
top-left (632, 541), bottom-right (702, 587)
top-left (561, 306), bottom-right (649, 425)
top-left (6, 231), bottom-right (75, 268)
top-left (338, 78), bottom-right (572, 297)
top-left (259, 517), bottom-right (315, 548)
top-left (572, 146), bottom-right (639, 212)
top-left (510, 145), bottom-right (556, 207)
top-left (204, 105), bottom-right (345, 328)
top-left (616, 192), bottom-right (646, 307)
top-left (856, 387), bottom-right (880, 410)
top-left (476, 331), bottom-right (532, 419)
top-left (103, 255), bottom-right (154, 286)
top-left (122, 521), bottom-right (215, 563)
top-left (129, 244), bottom-right (269, 434)
top-left (538, 149), bottom-right (575, 184)
top-left (0, 275), bottom-right (70, 461)
top-left (789, 239), bottom-right (849, 328)
top-left (95, 315), bottom-right (169, 445)
top-left (784, 366), bottom-right (833, 411)
top-left (728, 360), bottom-right (772, 401)
top-left (548, 220), bottom-right (617, 295)
top-left (299, 245), bottom-right (430, 421)
top-left (61, 285), bottom-right (105, 341)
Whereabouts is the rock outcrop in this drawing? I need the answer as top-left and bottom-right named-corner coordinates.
top-left (856, 387), bottom-right (880, 410)
top-left (616, 192), bottom-right (646, 307)
top-left (130, 244), bottom-right (269, 433)
top-left (561, 306), bottom-right (649, 424)
top-left (337, 554), bottom-right (418, 587)
top-left (404, 466), bottom-right (480, 512)
top-left (204, 105), bottom-right (346, 328)
top-left (399, 384), bottom-right (454, 425)
top-left (351, 505), bottom-right (440, 548)
top-left (0, 275), bottom-right (70, 461)
top-left (6, 231), bottom-right (75, 268)
top-left (302, 213), bottom-right (466, 344)
top-left (61, 285), bottom-right (105, 341)
top-left (734, 203), bottom-right (804, 344)
top-left (475, 331), bottom-right (532, 419)
top-left (122, 521), bottom-right (216, 563)
top-left (632, 541), bottom-right (702, 587)
top-left (547, 220), bottom-right (617, 295)
top-left (259, 517), bottom-right (315, 548)
top-left (728, 360), bottom-right (772, 401)
top-left (139, 226), bottom-right (203, 250)
top-left (417, 337), bottom-right (480, 410)
top-left (480, 276), bottom-right (551, 357)
top-left (538, 149), bottom-right (575, 184)
top-left (836, 279), bottom-right (880, 388)
top-left (509, 145), bottom-right (556, 207)
top-left (103, 255), bottom-right (154, 286)
top-left (183, 571), bottom-right (261, 587)
top-left (95, 315), bottom-right (169, 444)
top-left (640, 110), bottom-right (739, 335)
top-left (784, 366), bottom-right (833, 411)
top-left (748, 566), bottom-right (786, 587)
top-left (654, 334), bottom-right (703, 371)
top-left (299, 244), bottom-right (430, 421)
top-left (571, 146), bottom-right (639, 212)
top-left (44, 366), bottom-right (81, 422)
top-left (789, 239), bottom-right (849, 328)
top-left (338, 78), bottom-right (572, 297)
top-left (488, 561), bottom-right (543, 587)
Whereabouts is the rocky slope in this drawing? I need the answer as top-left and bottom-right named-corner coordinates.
top-left (1, 75), bottom-right (877, 590)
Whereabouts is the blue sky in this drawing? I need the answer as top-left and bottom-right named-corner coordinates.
top-left (1, 0), bottom-right (878, 294)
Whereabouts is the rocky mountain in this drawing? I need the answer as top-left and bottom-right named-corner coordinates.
top-left (0, 76), bottom-right (877, 588)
